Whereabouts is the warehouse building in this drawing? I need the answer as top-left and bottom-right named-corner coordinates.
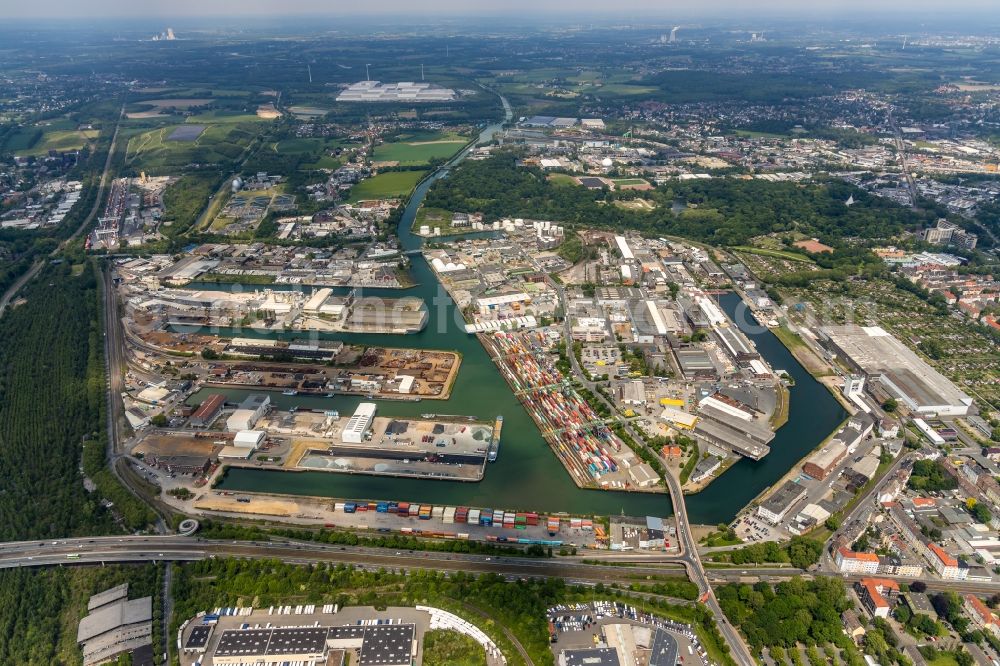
top-left (189, 393), bottom-right (225, 428)
top-left (337, 80), bottom-right (456, 102)
top-left (802, 440), bottom-right (848, 481)
top-left (77, 585), bottom-right (153, 666)
top-left (343, 402), bottom-right (377, 444)
top-left (673, 348), bottom-right (717, 379)
top-left (757, 480), bottom-right (807, 524)
top-left (821, 325), bottom-right (973, 416)
top-left (210, 623), bottom-right (416, 666)
top-left (225, 394), bottom-right (270, 432)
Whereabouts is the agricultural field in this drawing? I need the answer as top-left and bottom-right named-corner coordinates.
top-left (349, 170), bottom-right (427, 201)
top-left (124, 122), bottom-right (259, 172)
top-left (373, 130), bottom-right (468, 166)
top-left (14, 127), bottom-right (99, 156)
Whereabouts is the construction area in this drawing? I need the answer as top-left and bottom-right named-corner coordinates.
top-left (207, 346), bottom-right (461, 400)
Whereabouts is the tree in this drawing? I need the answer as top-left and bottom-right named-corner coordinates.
top-left (201, 348), bottom-right (219, 360)
top-left (150, 414), bottom-right (168, 427)
top-left (882, 398), bottom-right (898, 413)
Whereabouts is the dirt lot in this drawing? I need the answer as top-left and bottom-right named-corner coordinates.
top-left (133, 433), bottom-right (222, 458)
top-left (195, 495), bottom-right (301, 517)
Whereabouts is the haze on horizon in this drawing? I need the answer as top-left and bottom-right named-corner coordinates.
top-left (5, 0), bottom-right (998, 19)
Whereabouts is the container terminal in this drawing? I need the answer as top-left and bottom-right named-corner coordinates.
top-left (483, 330), bottom-right (663, 493)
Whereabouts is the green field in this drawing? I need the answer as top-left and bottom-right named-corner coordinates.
top-left (373, 131), bottom-right (468, 165)
top-left (125, 122), bottom-right (257, 172)
top-left (348, 171), bottom-right (427, 201)
top-left (184, 111), bottom-right (267, 124)
top-left (547, 172), bottom-right (579, 186)
top-left (14, 128), bottom-right (99, 156)
top-left (613, 178), bottom-right (649, 186)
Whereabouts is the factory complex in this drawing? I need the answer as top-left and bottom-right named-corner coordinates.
top-left (179, 604), bottom-right (505, 666)
top-left (821, 324), bottom-right (973, 416)
top-left (336, 81), bottom-right (456, 102)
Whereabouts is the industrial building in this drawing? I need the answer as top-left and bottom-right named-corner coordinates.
top-left (802, 441), bottom-right (848, 481)
top-left (225, 394), bottom-right (270, 432)
top-left (821, 325), bottom-right (973, 416)
top-left (209, 623), bottom-right (415, 665)
top-left (337, 80), bottom-right (456, 102)
top-left (757, 480), bottom-right (807, 524)
top-left (77, 585), bottom-right (153, 666)
top-left (343, 402), bottom-right (377, 443)
top-left (189, 393), bottom-right (225, 428)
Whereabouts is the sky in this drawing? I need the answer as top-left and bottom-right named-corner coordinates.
top-left (4, 0), bottom-right (998, 19)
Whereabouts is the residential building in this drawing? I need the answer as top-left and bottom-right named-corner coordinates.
top-left (926, 542), bottom-right (968, 580)
top-left (854, 578), bottom-right (900, 618)
top-left (835, 548), bottom-right (880, 575)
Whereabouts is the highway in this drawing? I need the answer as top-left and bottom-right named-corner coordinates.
top-left (0, 535), bottom-right (692, 583)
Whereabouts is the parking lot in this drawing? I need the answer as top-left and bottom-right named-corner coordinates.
top-left (548, 601), bottom-right (705, 665)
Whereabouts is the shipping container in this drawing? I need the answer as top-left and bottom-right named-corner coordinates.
top-left (432, 506), bottom-right (444, 519)
top-left (334, 502), bottom-right (345, 512)
top-left (344, 503), bottom-right (357, 513)
top-left (397, 502), bottom-right (410, 515)
top-left (376, 502), bottom-right (389, 513)
top-left (443, 507), bottom-right (456, 524)
top-left (468, 509), bottom-right (481, 524)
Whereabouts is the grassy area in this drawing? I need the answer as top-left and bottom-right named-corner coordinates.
top-left (612, 178), bottom-right (649, 186)
top-left (15, 128), bottom-right (99, 156)
top-left (770, 324), bottom-right (834, 378)
top-left (734, 129), bottom-right (788, 139)
top-left (731, 246), bottom-right (814, 263)
top-left (349, 170), bottom-right (427, 201)
top-left (125, 122), bottom-right (258, 172)
top-left (374, 131), bottom-right (468, 165)
top-left (770, 385), bottom-right (790, 429)
top-left (422, 629), bottom-right (486, 666)
top-left (547, 172), bottom-right (579, 186)
top-left (184, 111), bottom-right (268, 124)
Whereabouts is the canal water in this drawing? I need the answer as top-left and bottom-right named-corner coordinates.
top-left (203, 106), bottom-right (846, 524)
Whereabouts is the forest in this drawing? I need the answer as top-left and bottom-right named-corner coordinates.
top-left (0, 563), bottom-right (162, 665)
top-left (423, 153), bottom-right (935, 246)
top-left (706, 536), bottom-right (824, 569)
top-left (0, 263), bottom-right (119, 539)
top-left (716, 578), bottom-right (866, 661)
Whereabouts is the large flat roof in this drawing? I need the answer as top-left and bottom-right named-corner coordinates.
top-left (77, 597), bottom-right (152, 643)
top-left (563, 647), bottom-right (622, 666)
top-left (212, 623), bottom-right (415, 664)
top-left (823, 325), bottom-right (971, 412)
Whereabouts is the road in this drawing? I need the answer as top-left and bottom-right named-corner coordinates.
top-left (0, 104), bottom-right (125, 319)
top-left (551, 281), bottom-right (757, 666)
top-left (888, 107), bottom-right (919, 208)
top-left (0, 535), bottom-right (692, 582)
